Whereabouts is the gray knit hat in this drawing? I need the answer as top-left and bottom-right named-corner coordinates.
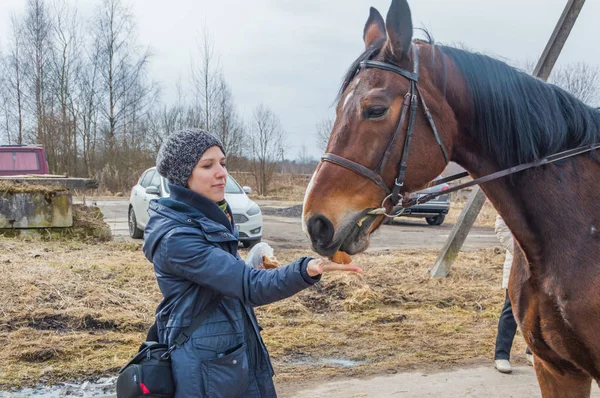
top-left (156, 128), bottom-right (226, 187)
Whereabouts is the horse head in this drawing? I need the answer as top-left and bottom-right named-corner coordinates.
top-left (303, 0), bottom-right (461, 256)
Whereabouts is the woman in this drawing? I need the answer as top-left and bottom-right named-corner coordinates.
top-left (142, 128), bottom-right (362, 397)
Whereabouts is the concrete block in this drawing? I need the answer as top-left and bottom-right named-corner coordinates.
top-left (0, 191), bottom-right (73, 228)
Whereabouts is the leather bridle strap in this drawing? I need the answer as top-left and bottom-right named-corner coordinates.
top-left (320, 153), bottom-right (392, 195)
top-left (417, 85), bottom-right (449, 164)
top-left (392, 85), bottom-right (418, 203)
top-left (402, 142), bottom-right (600, 209)
top-left (360, 60), bottom-right (419, 81)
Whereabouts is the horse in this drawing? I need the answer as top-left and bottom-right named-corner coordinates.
top-left (301, 1), bottom-right (600, 396)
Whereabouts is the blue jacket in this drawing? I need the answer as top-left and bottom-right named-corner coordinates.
top-left (143, 184), bottom-right (319, 397)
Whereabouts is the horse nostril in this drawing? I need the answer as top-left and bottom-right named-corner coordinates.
top-left (307, 214), bottom-right (334, 248)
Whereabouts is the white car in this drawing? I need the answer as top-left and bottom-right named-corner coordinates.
top-left (128, 167), bottom-right (262, 247)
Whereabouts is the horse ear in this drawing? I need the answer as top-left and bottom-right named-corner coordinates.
top-left (363, 7), bottom-right (386, 49)
top-left (385, 0), bottom-right (413, 59)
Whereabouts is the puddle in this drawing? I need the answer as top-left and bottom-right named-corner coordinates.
top-left (286, 354), bottom-right (367, 368)
top-left (0, 377), bottom-right (116, 397)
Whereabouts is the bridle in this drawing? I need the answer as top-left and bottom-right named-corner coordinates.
top-left (321, 43), bottom-right (448, 215)
top-left (320, 43), bottom-right (600, 218)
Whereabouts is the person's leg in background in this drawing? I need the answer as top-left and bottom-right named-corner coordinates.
top-left (494, 290), bottom-right (518, 373)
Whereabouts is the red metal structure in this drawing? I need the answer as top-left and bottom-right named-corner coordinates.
top-left (0, 145), bottom-right (50, 176)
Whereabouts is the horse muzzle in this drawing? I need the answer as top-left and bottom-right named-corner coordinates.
top-left (306, 211), bottom-right (380, 256)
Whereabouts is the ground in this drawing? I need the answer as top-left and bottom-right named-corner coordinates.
top-left (3, 197), bottom-right (598, 397)
top-left (280, 366), bottom-right (545, 397)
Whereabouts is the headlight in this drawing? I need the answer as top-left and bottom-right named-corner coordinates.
top-left (247, 203), bottom-right (261, 216)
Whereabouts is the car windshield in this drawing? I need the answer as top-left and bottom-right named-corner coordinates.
top-left (162, 177), bottom-right (170, 194)
top-left (226, 177), bottom-right (243, 194)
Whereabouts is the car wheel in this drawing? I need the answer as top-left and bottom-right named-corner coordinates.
top-left (128, 206), bottom-right (144, 239)
top-left (426, 215), bottom-right (445, 226)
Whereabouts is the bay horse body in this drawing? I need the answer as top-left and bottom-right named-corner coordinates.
top-left (302, 1), bottom-right (600, 396)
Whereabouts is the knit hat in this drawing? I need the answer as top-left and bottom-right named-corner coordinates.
top-left (156, 128), bottom-right (226, 187)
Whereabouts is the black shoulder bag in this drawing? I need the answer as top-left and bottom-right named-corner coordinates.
top-left (116, 296), bottom-right (222, 398)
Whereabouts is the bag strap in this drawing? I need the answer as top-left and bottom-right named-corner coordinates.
top-left (160, 295), bottom-right (223, 360)
top-left (172, 295), bottom-right (222, 348)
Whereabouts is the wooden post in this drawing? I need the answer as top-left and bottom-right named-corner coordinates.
top-left (430, 187), bottom-right (486, 278)
top-left (430, 0), bottom-right (586, 278)
top-left (533, 0), bottom-right (587, 81)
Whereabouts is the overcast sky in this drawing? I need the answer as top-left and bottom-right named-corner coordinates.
top-left (1, 0), bottom-right (599, 159)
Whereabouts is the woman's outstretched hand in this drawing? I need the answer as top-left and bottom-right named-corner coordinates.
top-left (306, 258), bottom-right (363, 277)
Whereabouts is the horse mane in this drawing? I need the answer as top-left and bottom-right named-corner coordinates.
top-left (438, 45), bottom-right (600, 168)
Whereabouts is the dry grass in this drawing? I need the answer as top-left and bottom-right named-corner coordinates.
top-left (0, 181), bottom-right (67, 194)
top-left (0, 239), bottom-right (154, 387)
top-left (0, 237), bottom-right (526, 389)
top-left (260, 248), bottom-right (527, 382)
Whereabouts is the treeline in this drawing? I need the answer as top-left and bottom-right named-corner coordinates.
top-left (3, 1), bottom-right (598, 194)
top-left (0, 0), bottom-right (316, 194)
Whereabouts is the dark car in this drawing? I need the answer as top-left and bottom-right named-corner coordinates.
top-left (0, 145), bottom-right (50, 176)
top-left (389, 181), bottom-right (451, 225)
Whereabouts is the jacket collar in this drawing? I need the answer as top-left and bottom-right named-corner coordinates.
top-left (168, 184), bottom-right (234, 233)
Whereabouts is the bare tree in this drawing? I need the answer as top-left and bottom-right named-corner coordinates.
top-left (316, 116), bottom-right (334, 152)
top-left (48, 0), bottom-right (80, 174)
top-left (6, 16), bottom-right (26, 144)
top-left (214, 74), bottom-right (245, 164)
top-left (248, 104), bottom-right (286, 196)
top-left (76, 37), bottom-right (102, 176)
top-left (22, 0), bottom-right (53, 146)
top-left (0, 54), bottom-right (11, 144)
top-left (93, 0), bottom-right (151, 161)
top-left (297, 143), bottom-right (311, 164)
top-left (516, 59), bottom-right (599, 106)
top-left (295, 142), bottom-right (317, 174)
top-left (190, 26), bottom-right (220, 132)
top-left (122, 73), bottom-right (160, 149)
top-left (550, 63), bottom-right (600, 105)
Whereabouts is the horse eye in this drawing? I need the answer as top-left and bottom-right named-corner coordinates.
top-left (365, 106), bottom-right (388, 119)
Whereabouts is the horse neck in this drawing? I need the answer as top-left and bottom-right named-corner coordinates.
top-left (424, 47), bottom-right (600, 272)
top-left (451, 126), bottom-right (599, 277)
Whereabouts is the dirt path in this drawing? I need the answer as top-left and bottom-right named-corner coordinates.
top-left (92, 199), bottom-right (499, 251)
top-left (261, 214), bottom-right (497, 252)
top-left (278, 365), bottom-right (600, 397)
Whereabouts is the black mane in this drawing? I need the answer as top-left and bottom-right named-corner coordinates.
top-left (439, 46), bottom-right (600, 168)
